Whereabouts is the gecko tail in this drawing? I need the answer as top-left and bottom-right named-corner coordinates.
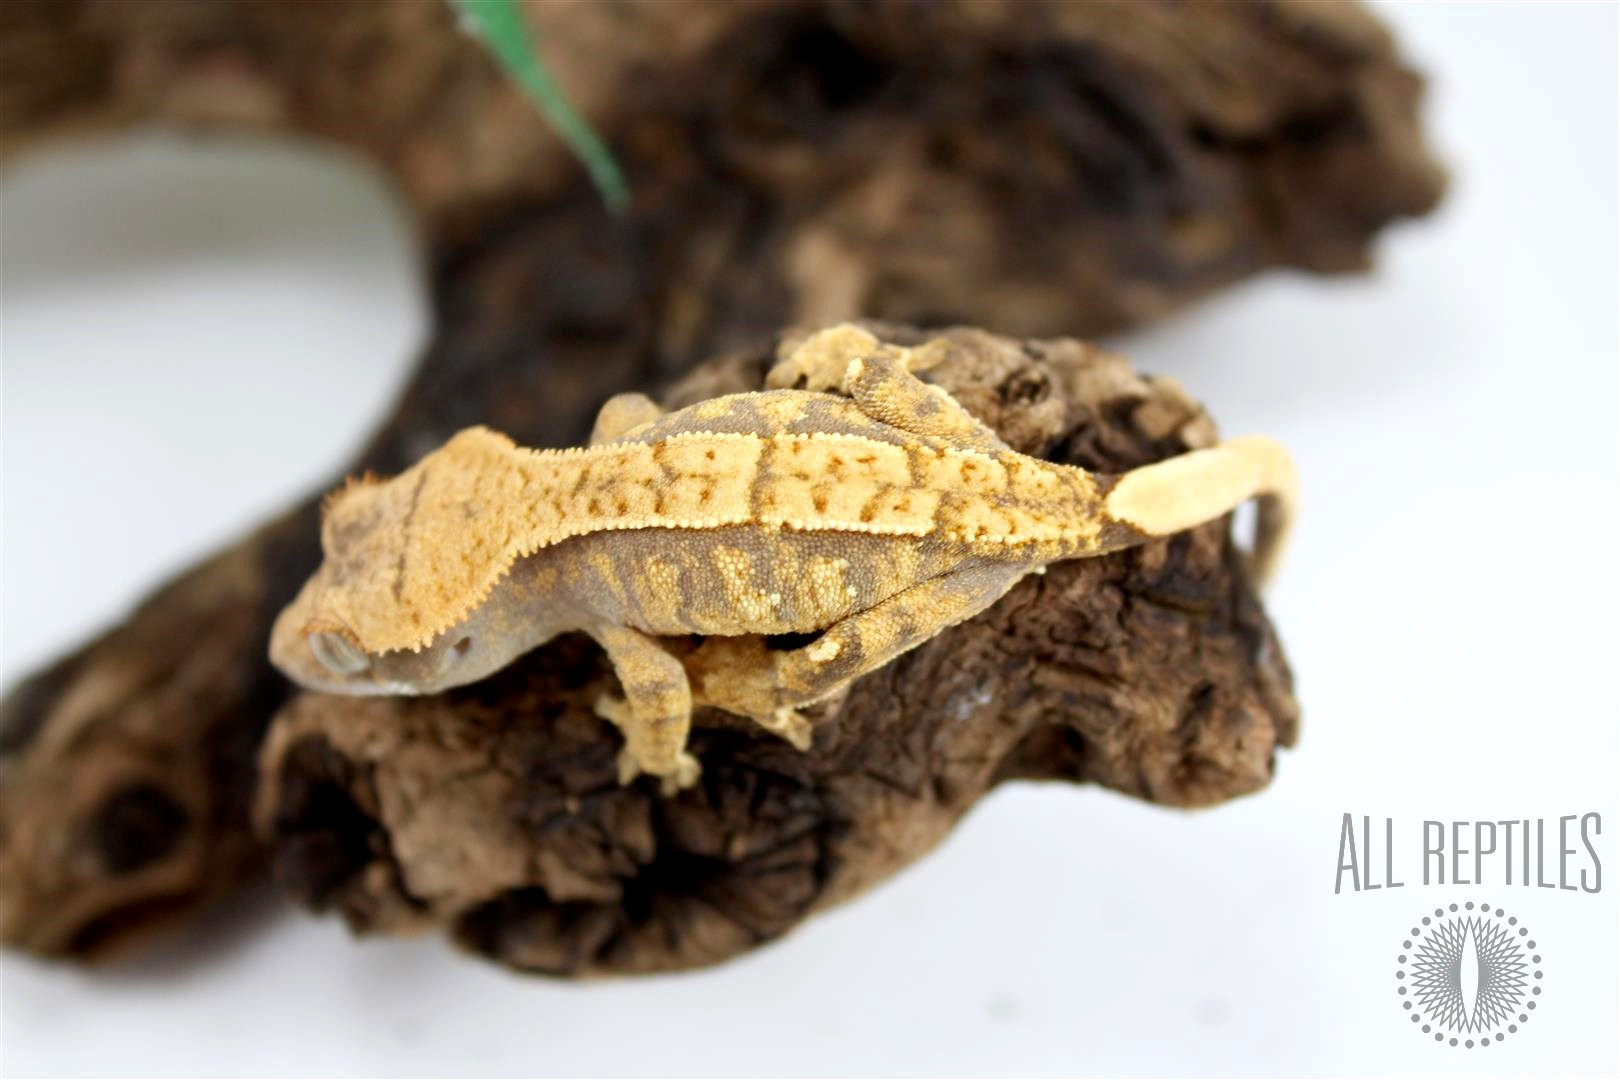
top-left (1101, 435), bottom-right (1298, 586)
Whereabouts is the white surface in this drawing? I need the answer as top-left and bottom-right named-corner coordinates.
top-left (2, 3), bottom-right (1616, 1077)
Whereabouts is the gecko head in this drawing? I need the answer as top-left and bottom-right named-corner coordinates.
top-left (269, 561), bottom-right (521, 697)
top-left (269, 602), bottom-right (512, 696)
top-left (267, 428), bottom-right (531, 696)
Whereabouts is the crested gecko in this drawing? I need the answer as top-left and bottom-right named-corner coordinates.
top-left (270, 325), bottom-right (1297, 791)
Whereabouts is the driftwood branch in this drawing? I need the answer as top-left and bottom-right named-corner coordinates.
top-left (259, 323), bottom-right (1298, 976)
top-left (1, 0), bottom-right (1435, 962)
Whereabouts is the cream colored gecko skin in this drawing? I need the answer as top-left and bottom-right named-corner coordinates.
top-left (270, 325), bottom-right (1297, 791)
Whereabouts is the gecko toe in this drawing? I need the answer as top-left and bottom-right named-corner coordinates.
top-left (663, 753), bottom-right (702, 794)
top-left (761, 707), bottom-right (813, 751)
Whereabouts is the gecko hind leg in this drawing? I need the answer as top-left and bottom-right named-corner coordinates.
top-left (768, 324), bottom-right (1006, 451)
top-left (841, 350), bottom-right (1008, 452)
top-left (589, 392), bottom-right (665, 446)
top-left (590, 625), bottom-right (700, 792)
top-left (690, 563), bottom-right (1028, 728)
top-left (682, 637), bottom-right (816, 749)
top-left (767, 324), bottom-right (941, 391)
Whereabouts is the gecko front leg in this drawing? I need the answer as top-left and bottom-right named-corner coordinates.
top-left (589, 624), bottom-right (700, 792)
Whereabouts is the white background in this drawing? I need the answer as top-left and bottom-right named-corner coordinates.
top-left (2, 3), bottom-right (1616, 1076)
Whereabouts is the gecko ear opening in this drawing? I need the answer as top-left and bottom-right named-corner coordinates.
top-left (308, 630), bottom-right (370, 676)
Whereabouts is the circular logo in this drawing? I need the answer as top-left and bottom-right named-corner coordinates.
top-left (1396, 902), bottom-right (1543, 1049)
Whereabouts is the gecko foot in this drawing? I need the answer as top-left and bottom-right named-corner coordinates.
top-left (768, 324), bottom-right (886, 392)
top-left (594, 693), bottom-right (702, 793)
top-left (615, 746), bottom-right (702, 795)
top-left (755, 707), bottom-right (813, 751)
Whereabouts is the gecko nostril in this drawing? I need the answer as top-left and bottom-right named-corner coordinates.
top-left (453, 637), bottom-right (473, 657)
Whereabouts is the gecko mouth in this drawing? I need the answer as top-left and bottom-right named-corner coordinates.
top-left (307, 630), bottom-right (371, 676)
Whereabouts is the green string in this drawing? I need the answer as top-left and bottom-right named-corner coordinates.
top-left (450, 0), bottom-right (630, 213)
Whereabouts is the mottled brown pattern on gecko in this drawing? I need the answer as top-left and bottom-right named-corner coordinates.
top-left (271, 325), bottom-right (1297, 790)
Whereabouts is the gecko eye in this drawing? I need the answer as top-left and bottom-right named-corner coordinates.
top-left (308, 631), bottom-right (370, 676)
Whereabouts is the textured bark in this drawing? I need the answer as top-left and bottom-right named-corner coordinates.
top-left (257, 324), bottom-right (1297, 976)
top-left (1, 0), bottom-right (1429, 962)
top-left (1, 0), bottom-right (1443, 341)
top-left (0, 512), bottom-right (317, 956)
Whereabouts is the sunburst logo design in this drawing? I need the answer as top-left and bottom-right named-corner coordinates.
top-left (1396, 902), bottom-right (1544, 1049)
